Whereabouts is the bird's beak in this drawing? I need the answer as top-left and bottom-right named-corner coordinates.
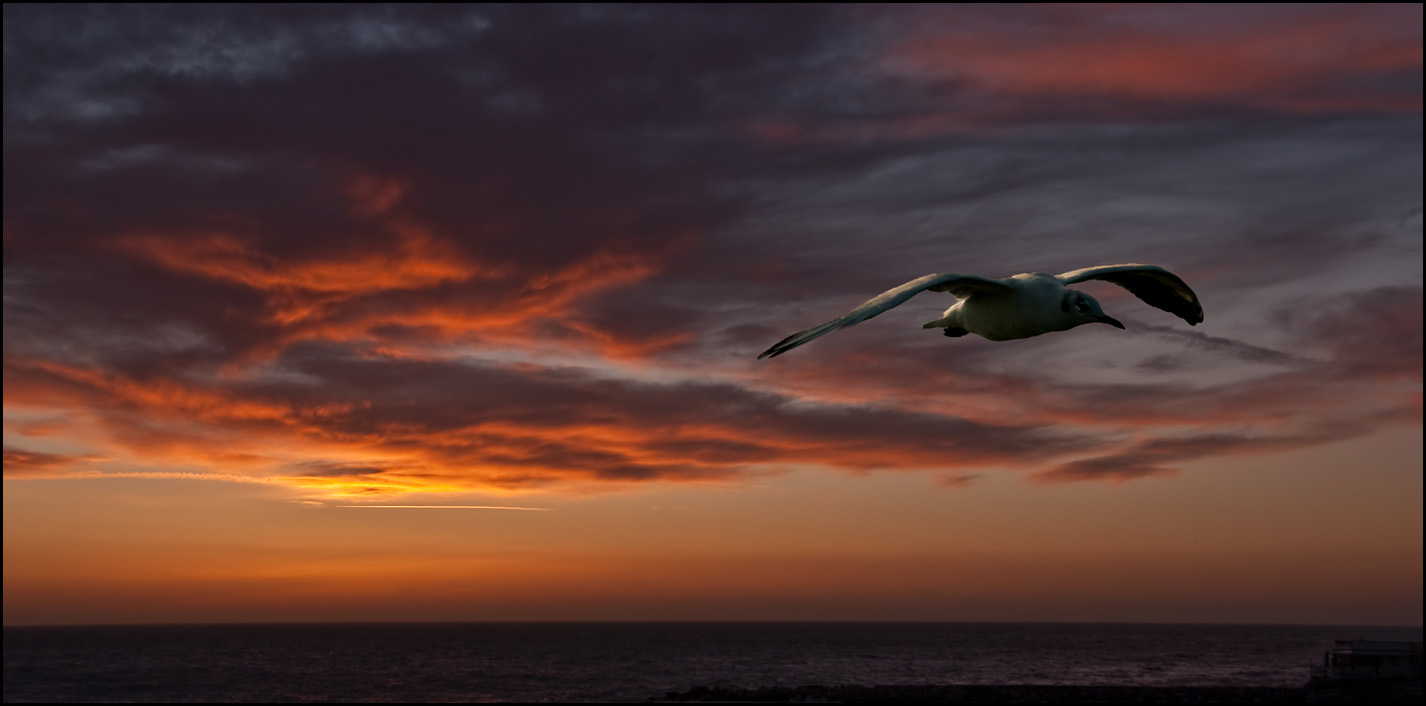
top-left (1097, 314), bottom-right (1126, 329)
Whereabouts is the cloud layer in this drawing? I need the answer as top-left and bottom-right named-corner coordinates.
top-left (4, 5), bottom-right (1421, 499)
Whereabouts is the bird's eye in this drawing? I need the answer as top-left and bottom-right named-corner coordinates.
top-left (1075, 301), bottom-right (1089, 313)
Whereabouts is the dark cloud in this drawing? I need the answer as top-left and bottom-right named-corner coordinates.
top-left (288, 461), bottom-right (392, 478)
top-left (935, 472), bottom-right (983, 489)
top-left (1033, 427), bottom-right (1365, 484)
top-left (4, 5), bottom-right (852, 373)
top-left (3, 5), bottom-right (1420, 494)
top-left (1026, 295), bottom-right (1424, 483)
top-left (1280, 286), bottom-right (1424, 380)
top-left (1034, 456), bottom-right (1178, 485)
top-left (2, 447), bottom-right (92, 477)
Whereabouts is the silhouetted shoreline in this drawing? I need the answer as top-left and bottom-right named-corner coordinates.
top-left (11, 623), bottom-right (1420, 702)
top-left (655, 682), bottom-right (1422, 703)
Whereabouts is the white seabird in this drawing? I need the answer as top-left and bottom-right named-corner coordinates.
top-left (758, 264), bottom-right (1203, 359)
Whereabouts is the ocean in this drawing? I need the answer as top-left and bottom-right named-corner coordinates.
top-left (4, 622), bottom-right (1421, 702)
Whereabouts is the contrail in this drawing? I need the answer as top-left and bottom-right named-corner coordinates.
top-left (73, 470), bottom-right (285, 485)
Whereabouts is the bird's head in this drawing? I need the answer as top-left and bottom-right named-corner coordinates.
top-left (1062, 291), bottom-right (1125, 330)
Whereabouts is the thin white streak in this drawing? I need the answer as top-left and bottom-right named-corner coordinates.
top-left (338, 505), bottom-right (550, 511)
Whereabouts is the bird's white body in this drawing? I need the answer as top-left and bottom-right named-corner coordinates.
top-left (929, 273), bottom-right (1081, 341)
top-left (758, 264), bottom-right (1203, 358)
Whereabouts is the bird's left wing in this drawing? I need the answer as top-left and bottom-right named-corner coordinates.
top-left (1056, 264), bottom-right (1203, 325)
top-left (758, 273), bottom-right (1010, 359)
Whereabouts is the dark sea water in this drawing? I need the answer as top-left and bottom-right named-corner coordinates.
top-left (4, 622), bottom-right (1421, 702)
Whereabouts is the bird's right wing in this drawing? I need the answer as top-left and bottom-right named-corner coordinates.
top-left (757, 273), bottom-right (1011, 359)
top-left (1056, 264), bottom-right (1203, 325)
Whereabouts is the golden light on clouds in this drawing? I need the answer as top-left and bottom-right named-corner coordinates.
top-left (4, 3), bottom-right (1420, 625)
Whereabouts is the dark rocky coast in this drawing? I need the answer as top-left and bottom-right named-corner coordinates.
top-left (656, 681), bottom-right (1422, 703)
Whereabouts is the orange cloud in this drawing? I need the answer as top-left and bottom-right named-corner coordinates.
top-left (112, 227), bottom-right (668, 364)
top-left (9, 280), bottom-right (1417, 495)
top-left (118, 231), bottom-right (477, 297)
top-left (3, 345), bottom-right (1104, 497)
top-left (99, 166), bottom-right (684, 366)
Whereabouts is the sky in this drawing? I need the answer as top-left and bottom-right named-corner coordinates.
top-left (3, 4), bottom-right (1421, 626)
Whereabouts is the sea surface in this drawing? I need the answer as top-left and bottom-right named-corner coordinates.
top-left (4, 622), bottom-right (1421, 702)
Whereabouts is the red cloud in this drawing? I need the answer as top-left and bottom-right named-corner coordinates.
top-left (889, 6), bottom-right (1420, 112)
top-left (751, 4), bottom-right (1421, 142)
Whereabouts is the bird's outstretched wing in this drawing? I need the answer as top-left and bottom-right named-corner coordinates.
top-left (758, 273), bottom-right (1011, 359)
top-left (1056, 264), bottom-right (1203, 325)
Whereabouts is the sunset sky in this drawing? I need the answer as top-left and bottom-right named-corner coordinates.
top-left (4, 4), bottom-right (1421, 626)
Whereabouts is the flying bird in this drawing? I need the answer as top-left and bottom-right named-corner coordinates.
top-left (758, 264), bottom-right (1203, 359)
